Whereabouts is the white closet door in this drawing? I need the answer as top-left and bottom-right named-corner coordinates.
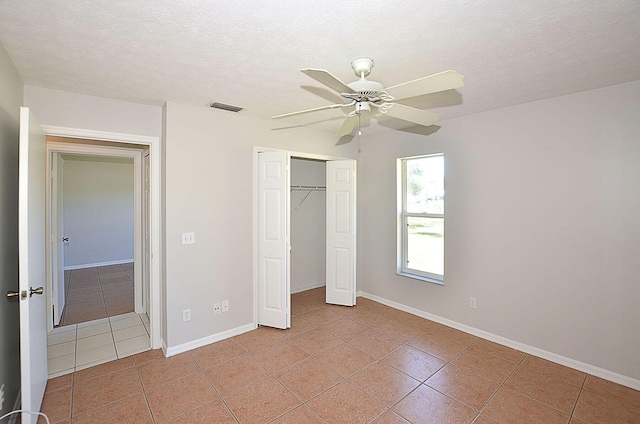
top-left (326, 160), bottom-right (356, 306)
top-left (257, 151), bottom-right (290, 328)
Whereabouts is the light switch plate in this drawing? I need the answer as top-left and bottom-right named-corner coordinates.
top-left (181, 232), bottom-right (195, 245)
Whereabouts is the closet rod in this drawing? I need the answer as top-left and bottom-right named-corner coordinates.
top-left (291, 185), bottom-right (325, 209)
top-left (290, 185), bottom-right (326, 191)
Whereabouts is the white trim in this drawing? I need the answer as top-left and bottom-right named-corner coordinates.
top-left (42, 125), bottom-right (158, 145)
top-left (359, 291), bottom-right (640, 391)
top-left (43, 126), bottom-right (163, 350)
top-left (164, 323), bottom-right (256, 357)
top-left (63, 259), bottom-right (134, 271)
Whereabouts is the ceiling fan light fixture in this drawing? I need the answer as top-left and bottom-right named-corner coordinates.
top-left (355, 102), bottom-right (371, 113)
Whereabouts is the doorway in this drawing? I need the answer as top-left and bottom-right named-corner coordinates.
top-left (254, 147), bottom-right (357, 330)
top-left (290, 158), bottom-right (326, 295)
top-left (43, 130), bottom-right (161, 375)
top-left (52, 153), bottom-right (138, 326)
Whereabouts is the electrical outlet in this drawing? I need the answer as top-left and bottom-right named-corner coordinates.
top-left (221, 300), bottom-right (229, 312)
top-left (181, 232), bottom-right (195, 245)
top-left (182, 309), bottom-right (191, 321)
top-left (213, 303), bottom-right (221, 315)
top-left (469, 297), bottom-right (477, 309)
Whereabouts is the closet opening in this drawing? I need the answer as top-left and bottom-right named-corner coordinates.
top-left (254, 147), bottom-right (356, 330)
top-left (290, 158), bottom-right (327, 295)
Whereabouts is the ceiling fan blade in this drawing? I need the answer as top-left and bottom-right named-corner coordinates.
top-left (336, 114), bottom-right (358, 138)
top-left (382, 103), bottom-right (441, 127)
top-left (301, 68), bottom-right (355, 94)
top-left (271, 102), bottom-right (350, 119)
top-left (385, 70), bottom-right (464, 101)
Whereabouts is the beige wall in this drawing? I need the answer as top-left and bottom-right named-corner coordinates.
top-left (0, 41), bottom-right (24, 417)
top-left (357, 80), bottom-right (640, 383)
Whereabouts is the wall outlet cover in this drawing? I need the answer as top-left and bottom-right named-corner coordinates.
top-left (181, 232), bottom-right (195, 245)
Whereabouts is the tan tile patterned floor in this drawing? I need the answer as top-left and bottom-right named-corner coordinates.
top-left (39, 287), bottom-right (640, 423)
top-left (61, 263), bottom-right (135, 326)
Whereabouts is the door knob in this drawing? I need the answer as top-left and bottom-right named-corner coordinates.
top-left (29, 286), bottom-right (44, 297)
top-left (6, 291), bottom-right (20, 299)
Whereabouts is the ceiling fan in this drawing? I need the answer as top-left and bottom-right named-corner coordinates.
top-left (271, 58), bottom-right (464, 137)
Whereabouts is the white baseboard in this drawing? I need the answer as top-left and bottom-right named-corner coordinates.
top-left (164, 323), bottom-right (256, 357)
top-left (64, 259), bottom-right (134, 270)
top-left (358, 291), bottom-right (640, 391)
top-left (292, 282), bottom-right (325, 294)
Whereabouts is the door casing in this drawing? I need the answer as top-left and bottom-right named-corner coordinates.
top-left (46, 143), bottom-right (143, 329)
top-left (43, 127), bottom-right (162, 349)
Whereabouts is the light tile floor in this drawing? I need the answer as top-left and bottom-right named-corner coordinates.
top-left (39, 288), bottom-right (640, 423)
top-left (47, 312), bottom-right (150, 378)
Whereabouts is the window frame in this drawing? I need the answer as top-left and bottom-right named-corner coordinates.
top-left (397, 153), bottom-right (445, 284)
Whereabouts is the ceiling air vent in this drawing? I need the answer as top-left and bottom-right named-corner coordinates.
top-left (209, 102), bottom-right (243, 113)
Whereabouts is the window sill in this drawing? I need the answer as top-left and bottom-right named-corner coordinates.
top-left (397, 272), bottom-right (444, 286)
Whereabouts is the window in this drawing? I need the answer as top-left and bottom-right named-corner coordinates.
top-left (398, 154), bottom-right (444, 283)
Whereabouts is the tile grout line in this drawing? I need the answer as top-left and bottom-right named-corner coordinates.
top-left (189, 350), bottom-right (242, 424)
top-left (569, 372), bottom-right (589, 421)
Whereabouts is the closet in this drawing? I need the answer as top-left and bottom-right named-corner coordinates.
top-left (290, 158), bottom-right (327, 294)
top-left (255, 148), bottom-right (356, 329)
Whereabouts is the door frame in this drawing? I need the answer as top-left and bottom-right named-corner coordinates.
top-left (42, 126), bottom-right (162, 349)
top-left (46, 142), bottom-right (143, 327)
top-left (252, 146), bottom-right (356, 327)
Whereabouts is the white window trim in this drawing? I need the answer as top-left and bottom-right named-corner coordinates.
top-left (397, 154), bottom-right (444, 284)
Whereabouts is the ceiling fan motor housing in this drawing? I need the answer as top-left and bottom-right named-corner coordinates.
top-left (351, 57), bottom-right (374, 76)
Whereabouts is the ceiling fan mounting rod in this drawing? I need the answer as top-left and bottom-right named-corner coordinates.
top-left (351, 57), bottom-right (374, 77)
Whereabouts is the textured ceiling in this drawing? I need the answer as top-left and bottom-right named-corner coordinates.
top-left (1, 0), bottom-right (639, 135)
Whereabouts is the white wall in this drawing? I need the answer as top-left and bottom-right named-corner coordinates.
top-left (163, 101), bottom-right (357, 348)
top-left (357, 81), bottom-right (640, 382)
top-left (0, 40), bottom-right (23, 418)
top-left (24, 86), bottom-right (162, 138)
top-left (290, 158), bottom-right (326, 293)
top-left (62, 155), bottom-right (135, 268)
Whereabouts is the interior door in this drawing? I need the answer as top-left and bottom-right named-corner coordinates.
top-left (50, 152), bottom-right (65, 326)
top-left (326, 160), bottom-right (357, 306)
top-left (18, 107), bottom-right (48, 423)
top-left (257, 151), bottom-right (290, 329)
